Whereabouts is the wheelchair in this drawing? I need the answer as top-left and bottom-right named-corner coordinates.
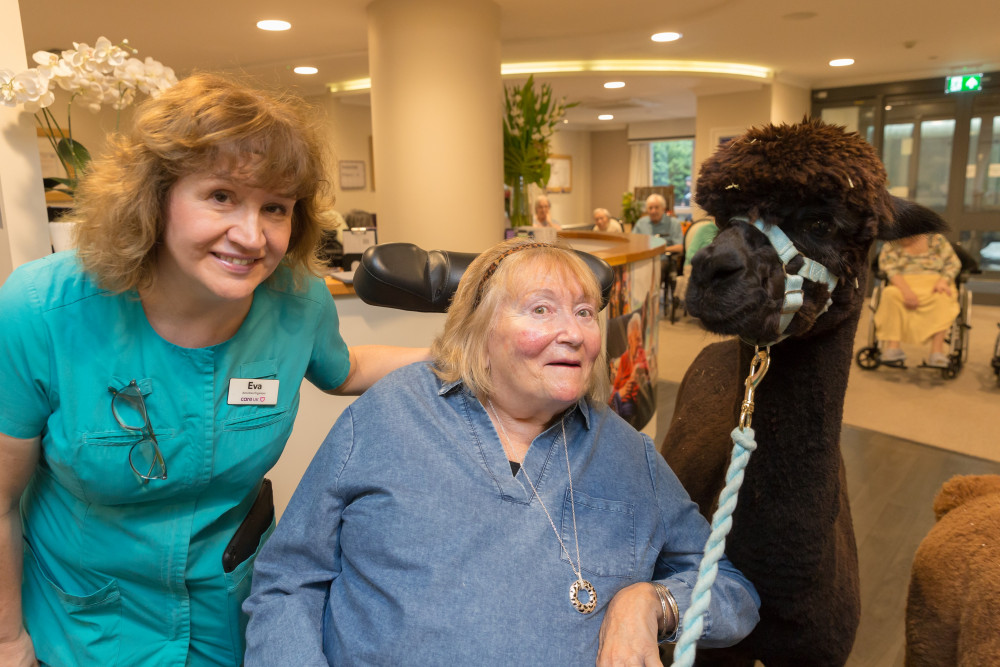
top-left (659, 250), bottom-right (681, 324)
top-left (855, 242), bottom-right (979, 380)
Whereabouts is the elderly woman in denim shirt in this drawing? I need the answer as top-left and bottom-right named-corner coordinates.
top-left (244, 239), bottom-right (759, 665)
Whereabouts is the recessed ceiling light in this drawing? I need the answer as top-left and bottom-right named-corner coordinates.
top-left (829, 58), bottom-right (854, 67)
top-left (257, 19), bottom-right (291, 31)
top-left (293, 66), bottom-right (318, 75)
top-left (651, 32), bottom-right (682, 43)
top-left (604, 81), bottom-right (625, 89)
top-left (598, 114), bottom-right (614, 121)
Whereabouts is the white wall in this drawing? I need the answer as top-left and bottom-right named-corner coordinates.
top-left (590, 128), bottom-right (630, 221)
top-left (538, 128), bottom-right (591, 228)
top-left (0, 0), bottom-right (50, 283)
top-left (770, 80), bottom-right (811, 126)
top-left (314, 95), bottom-right (379, 216)
top-left (627, 118), bottom-right (696, 141)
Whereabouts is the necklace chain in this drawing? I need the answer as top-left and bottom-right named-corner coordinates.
top-left (487, 399), bottom-right (596, 614)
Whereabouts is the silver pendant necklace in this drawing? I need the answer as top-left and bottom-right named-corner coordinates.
top-left (487, 399), bottom-right (597, 614)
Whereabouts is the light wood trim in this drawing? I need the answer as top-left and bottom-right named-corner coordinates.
top-left (557, 230), bottom-right (667, 266)
top-left (325, 276), bottom-right (356, 297)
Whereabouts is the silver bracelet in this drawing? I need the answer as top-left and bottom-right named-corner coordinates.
top-left (651, 582), bottom-right (680, 643)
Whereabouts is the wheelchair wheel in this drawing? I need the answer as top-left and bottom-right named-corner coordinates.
top-left (959, 289), bottom-right (973, 365)
top-left (942, 354), bottom-right (961, 380)
top-left (856, 347), bottom-right (880, 370)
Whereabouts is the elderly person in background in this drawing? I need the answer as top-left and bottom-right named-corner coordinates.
top-left (533, 194), bottom-right (562, 229)
top-left (874, 232), bottom-right (961, 367)
top-left (244, 238), bottom-right (760, 665)
top-left (593, 207), bottom-right (624, 233)
top-left (0, 73), bottom-right (425, 666)
top-left (633, 193), bottom-right (683, 253)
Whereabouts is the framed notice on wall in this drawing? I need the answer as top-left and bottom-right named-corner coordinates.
top-left (546, 155), bottom-right (572, 193)
top-left (338, 160), bottom-right (367, 190)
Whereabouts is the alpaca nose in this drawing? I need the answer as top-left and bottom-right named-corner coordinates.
top-left (693, 244), bottom-right (743, 285)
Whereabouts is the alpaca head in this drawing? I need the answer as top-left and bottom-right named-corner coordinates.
top-left (686, 118), bottom-right (948, 345)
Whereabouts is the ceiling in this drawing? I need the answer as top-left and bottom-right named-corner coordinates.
top-left (17, 0), bottom-right (1000, 131)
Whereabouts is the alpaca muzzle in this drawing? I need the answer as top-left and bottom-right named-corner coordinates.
top-left (735, 217), bottom-right (840, 345)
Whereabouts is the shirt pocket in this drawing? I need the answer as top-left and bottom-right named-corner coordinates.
top-left (222, 408), bottom-right (290, 432)
top-left (72, 427), bottom-right (178, 504)
top-left (22, 538), bottom-right (122, 665)
top-left (560, 490), bottom-right (636, 579)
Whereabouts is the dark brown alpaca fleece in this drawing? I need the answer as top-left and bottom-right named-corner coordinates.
top-left (905, 474), bottom-right (1000, 666)
top-left (660, 118), bottom-right (947, 666)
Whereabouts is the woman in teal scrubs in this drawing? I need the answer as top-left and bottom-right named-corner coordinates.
top-left (0, 73), bottom-right (427, 666)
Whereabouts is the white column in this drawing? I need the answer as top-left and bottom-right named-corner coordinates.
top-left (367, 0), bottom-right (502, 253)
top-left (0, 0), bottom-right (51, 282)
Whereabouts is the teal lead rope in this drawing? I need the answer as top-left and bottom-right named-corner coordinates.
top-left (671, 346), bottom-right (770, 666)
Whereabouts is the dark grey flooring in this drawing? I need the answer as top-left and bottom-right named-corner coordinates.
top-left (652, 381), bottom-right (1000, 667)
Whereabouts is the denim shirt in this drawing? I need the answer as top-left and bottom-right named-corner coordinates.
top-left (244, 363), bottom-right (759, 665)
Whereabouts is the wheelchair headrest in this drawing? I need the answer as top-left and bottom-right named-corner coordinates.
top-left (952, 243), bottom-right (980, 275)
top-left (353, 243), bottom-right (615, 313)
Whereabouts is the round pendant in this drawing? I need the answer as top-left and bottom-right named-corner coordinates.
top-left (570, 579), bottom-right (597, 614)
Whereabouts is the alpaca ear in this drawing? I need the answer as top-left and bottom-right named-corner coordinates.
top-left (877, 196), bottom-right (950, 241)
top-left (932, 474), bottom-right (1000, 520)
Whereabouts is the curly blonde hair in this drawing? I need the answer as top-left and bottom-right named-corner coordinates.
top-left (72, 72), bottom-right (337, 293)
top-left (431, 238), bottom-right (610, 404)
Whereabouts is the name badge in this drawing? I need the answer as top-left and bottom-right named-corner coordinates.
top-left (228, 378), bottom-right (279, 405)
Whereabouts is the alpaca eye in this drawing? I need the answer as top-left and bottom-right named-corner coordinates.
top-left (808, 220), bottom-right (836, 239)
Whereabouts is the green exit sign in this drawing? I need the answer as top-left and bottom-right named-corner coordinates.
top-left (946, 74), bottom-right (983, 93)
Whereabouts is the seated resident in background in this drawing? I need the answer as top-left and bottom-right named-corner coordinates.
top-left (592, 207), bottom-right (624, 233)
top-left (874, 232), bottom-right (961, 367)
top-left (532, 194), bottom-right (562, 229)
top-left (243, 238), bottom-right (760, 665)
top-left (633, 193), bottom-right (682, 254)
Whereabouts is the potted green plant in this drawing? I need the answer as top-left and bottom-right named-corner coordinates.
top-left (503, 75), bottom-right (575, 226)
top-left (621, 191), bottom-right (642, 230)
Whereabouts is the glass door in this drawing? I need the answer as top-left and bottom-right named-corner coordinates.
top-left (959, 97), bottom-right (1000, 274)
top-left (882, 98), bottom-right (956, 213)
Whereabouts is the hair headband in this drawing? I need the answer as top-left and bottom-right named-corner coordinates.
top-left (472, 242), bottom-right (552, 309)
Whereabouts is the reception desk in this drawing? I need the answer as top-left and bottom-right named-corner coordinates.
top-left (559, 231), bottom-right (666, 432)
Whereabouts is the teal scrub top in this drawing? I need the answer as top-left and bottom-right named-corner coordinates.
top-left (0, 252), bottom-right (350, 665)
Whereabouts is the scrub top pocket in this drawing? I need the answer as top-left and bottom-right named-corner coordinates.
top-left (22, 538), bottom-right (122, 665)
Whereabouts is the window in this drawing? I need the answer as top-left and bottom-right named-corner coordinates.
top-left (650, 138), bottom-right (694, 213)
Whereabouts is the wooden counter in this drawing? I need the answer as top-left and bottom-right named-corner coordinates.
top-left (556, 230), bottom-right (667, 266)
top-left (324, 231), bottom-right (664, 297)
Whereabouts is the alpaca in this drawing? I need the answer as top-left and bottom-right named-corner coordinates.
top-left (906, 474), bottom-right (1000, 666)
top-left (659, 118), bottom-right (948, 666)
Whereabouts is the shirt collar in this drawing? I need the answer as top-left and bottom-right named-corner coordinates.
top-left (437, 376), bottom-right (594, 430)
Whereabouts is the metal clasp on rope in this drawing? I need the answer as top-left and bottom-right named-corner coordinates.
top-left (738, 346), bottom-right (770, 430)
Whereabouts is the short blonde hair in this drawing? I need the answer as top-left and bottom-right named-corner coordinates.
top-left (73, 72), bottom-right (337, 293)
top-left (431, 238), bottom-right (610, 404)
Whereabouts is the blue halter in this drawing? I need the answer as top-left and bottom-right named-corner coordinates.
top-left (734, 217), bottom-right (840, 344)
